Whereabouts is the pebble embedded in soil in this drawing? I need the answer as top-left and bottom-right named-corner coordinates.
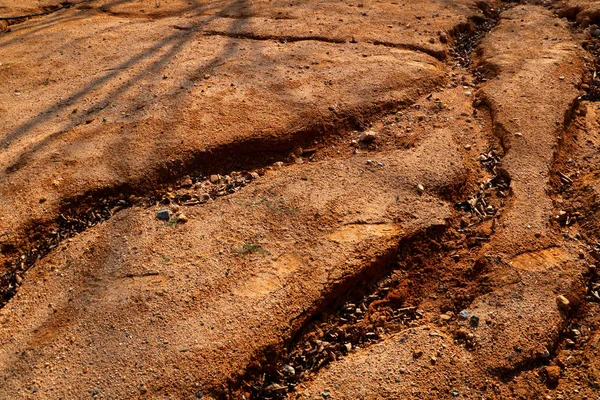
top-left (556, 295), bottom-right (570, 312)
top-left (281, 365), bottom-right (295, 376)
top-left (200, 193), bottom-right (210, 202)
top-left (359, 131), bottom-right (377, 143)
top-left (156, 209), bottom-right (171, 221)
top-left (543, 365), bottom-right (561, 384)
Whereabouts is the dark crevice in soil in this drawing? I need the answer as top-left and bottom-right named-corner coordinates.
top-left (221, 223), bottom-right (452, 400)
top-left (0, 0), bottom-right (83, 24)
top-left (557, 3), bottom-right (600, 102)
top-left (202, 30), bottom-right (346, 45)
top-left (369, 40), bottom-right (446, 61)
top-left (0, 97), bottom-right (433, 308)
top-left (449, 2), bottom-right (508, 68)
top-left (580, 37), bottom-right (600, 102)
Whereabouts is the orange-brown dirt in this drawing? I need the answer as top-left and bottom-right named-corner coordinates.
top-left (1, 0), bottom-right (600, 399)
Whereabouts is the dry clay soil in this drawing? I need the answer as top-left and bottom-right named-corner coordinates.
top-left (2, 0), bottom-right (600, 399)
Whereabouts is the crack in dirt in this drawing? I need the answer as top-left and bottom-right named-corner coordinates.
top-left (202, 30), bottom-right (346, 45)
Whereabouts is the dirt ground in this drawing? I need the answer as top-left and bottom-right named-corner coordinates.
top-left (1, 0), bottom-right (600, 399)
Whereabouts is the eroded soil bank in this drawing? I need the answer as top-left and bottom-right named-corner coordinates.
top-left (1, 1), bottom-right (600, 399)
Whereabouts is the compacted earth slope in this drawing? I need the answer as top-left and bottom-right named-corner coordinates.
top-left (1, 0), bottom-right (600, 399)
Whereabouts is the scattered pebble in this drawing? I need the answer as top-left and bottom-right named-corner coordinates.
top-left (359, 131), bottom-right (377, 143)
top-left (281, 365), bottom-right (295, 376)
top-left (543, 365), bottom-right (561, 384)
top-left (180, 176), bottom-right (193, 188)
top-left (210, 174), bottom-right (220, 183)
top-left (200, 193), bottom-right (211, 202)
top-left (156, 209), bottom-right (171, 221)
top-left (417, 184), bottom-right (425, 194)
top-left (556, 295), bottom-right (570, 311)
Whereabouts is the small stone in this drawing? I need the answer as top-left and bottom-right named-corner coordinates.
top-left (556, 295), bottom-right (570, 311)
top-left (200, 193), bottom-right (210, 202)
top-left (281, 365), bottom-right (295, 376)
top-left (417, 184), bottom-right (425, 194)
top-left (458, 309), bottom-right (471, 320)
top-left (439, 314), bottom-right (451, 322)
top-left (439, 32), bottom-right (448, 43)
top-left (470, 315), bottom-right (480, 327)
top-left (209, 174), bottom-right (220, 183)
top-left (15, 275), bottom-right (22, 285)
top-left (464, 144), bottom-right (471, 150)
top-left (593, 29), bottom-right (600, 38)
top-left (412, 350), bottom-right (423, 359)
top-left (156, 209), bottom-right (171, 221)
top-left (543, 365), bottom-right (561, 384)
top-left (322, 392), bottom-right (331, 398)
top-left (196, 390), bottom-right (203, 398)
top-left (430, 356), bottom-right (437, 364)
top-left (359, 131), bottom-right (377, 143)
top-left (464, 91), bottom-right (472, 97)
top-left (250, 172), bottom-right (260, 180)
top-left (176, 213), bottom-right (189, 223)
top-left (344, 343), bottom-right (352, 352)
top-left (180, 176), bottom-right (193, 188)
top-left (452, 391), bottom-right (459, 397)
top-left (429, 37), bottom-right (435, 44)
top-left (514, 132), bottom-right (523, 137)
top-left (264, 383), bottom-right (286, 393)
